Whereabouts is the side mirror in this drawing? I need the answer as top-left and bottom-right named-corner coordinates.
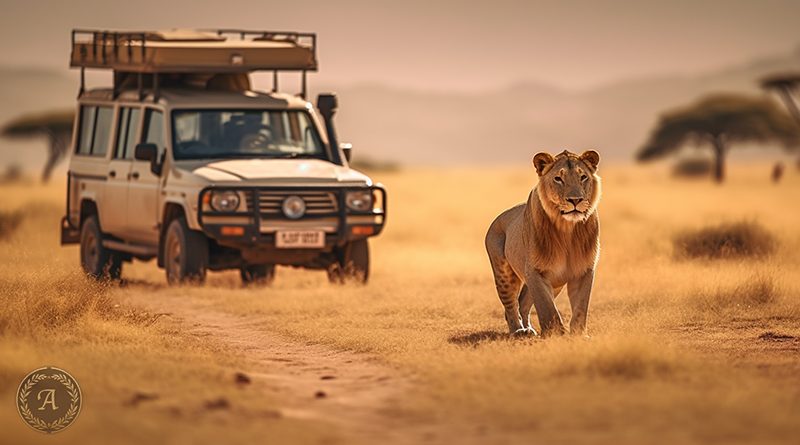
top-left (340, 143), bottom-right (353, 162)
top-left (134, 143), bottom-right (157, 162)
top-left (134, 143), bottom-right (162, 176)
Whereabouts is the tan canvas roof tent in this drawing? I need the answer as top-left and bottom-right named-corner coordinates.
top-left (70, 28), bottom-right (318, 99)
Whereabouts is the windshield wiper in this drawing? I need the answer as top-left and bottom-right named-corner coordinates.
top-left (175, 152), bottom-right (323, 161)
top-left (274, 153), bottom-right (321, 159)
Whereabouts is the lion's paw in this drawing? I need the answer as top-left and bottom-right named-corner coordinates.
top-left (512, 327), bottom-right (537, 337)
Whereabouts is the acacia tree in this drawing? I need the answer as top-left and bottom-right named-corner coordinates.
top-left (637, 94), bottom-right (799, 182)
top-left (762, 73), bottom-right (800, 168)
top-left (1, 110), bottom-right (74, 182)
top-left (761, 73), bottom-right (800, 122)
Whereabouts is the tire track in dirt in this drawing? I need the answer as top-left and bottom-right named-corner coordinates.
top-left (120, 289), bottom-right (430, 444)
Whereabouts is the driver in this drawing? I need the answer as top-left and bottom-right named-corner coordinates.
top-left (222, 113), bottom-right (267, 149)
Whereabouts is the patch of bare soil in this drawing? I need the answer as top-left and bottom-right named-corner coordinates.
top-left (119, 288), bottom-right (431, 444)
top-left (668, 317), bottom-right (800, 378)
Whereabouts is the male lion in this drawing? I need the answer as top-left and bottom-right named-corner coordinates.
top-left (485, 150), bottom-right (601, 337)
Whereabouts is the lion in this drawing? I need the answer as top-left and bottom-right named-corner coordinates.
top-left (485, 149), bottom-right (601, 337)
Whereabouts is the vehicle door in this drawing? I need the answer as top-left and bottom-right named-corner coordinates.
top-left (126, 107), bottom-right (165, 244)
top-left (85, 104), bottom-right (129, 238)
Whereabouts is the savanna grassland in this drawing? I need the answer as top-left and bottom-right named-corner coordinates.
top-left (1, 163), bottom-right (799, 445)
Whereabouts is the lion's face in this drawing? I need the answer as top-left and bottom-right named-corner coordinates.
top-left (533, 150), bottom-right (601, 223)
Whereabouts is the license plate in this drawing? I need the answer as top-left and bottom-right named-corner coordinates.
top-left (275, 230), bottom-right (325, 248)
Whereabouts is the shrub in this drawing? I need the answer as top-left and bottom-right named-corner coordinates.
top-left (349, 157), bottom-right (401, 172)
top-left (0, 210), bottom-right (23, 241)
top-left (674, 221), bottom-right (776, 259)
top-left (0, 163), bottom-right (24, 183)
top-left (672, 157), bottom-right (712, 178)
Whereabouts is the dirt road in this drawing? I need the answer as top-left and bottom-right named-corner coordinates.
top-left (120, 287), bottom-right (428, 445)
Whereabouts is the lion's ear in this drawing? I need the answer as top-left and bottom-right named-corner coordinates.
top-left (532, 152), bottom-right (555, 176)
top-left (580, 150), bottom-right (600, 170)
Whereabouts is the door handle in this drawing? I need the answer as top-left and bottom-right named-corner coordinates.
top-left (130, 172), bottom-right (140, 180)
top-left (108, 170), bottom-right (116, 178)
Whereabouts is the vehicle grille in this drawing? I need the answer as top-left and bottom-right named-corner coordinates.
top-left (245, 190), bottom-right (339, 216)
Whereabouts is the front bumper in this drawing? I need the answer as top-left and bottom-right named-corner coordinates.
top-left (197, 185), bottom-right (387, 249)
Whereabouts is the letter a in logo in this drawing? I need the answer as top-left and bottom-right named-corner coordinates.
top-left (37, 389), bottom-right (58, 411)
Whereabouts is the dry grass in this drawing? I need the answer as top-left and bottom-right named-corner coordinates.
top-left (0, 275), bottom-right (113, 335)
top-left (0, 200), bottom-right (338, 445)
top-left (1, 163), bottom-right (800, 444)
top-left (674, 220), bottom-right (777, 259)
top-left (714, 274), bottom-right (776, 305)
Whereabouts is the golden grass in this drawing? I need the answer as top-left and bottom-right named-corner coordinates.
top-left (0, 274), bottom-right (113, 335)
top-left (1, 163), bottom-right (799, 444)
top-left (0, 201), bottom-right (339, 445)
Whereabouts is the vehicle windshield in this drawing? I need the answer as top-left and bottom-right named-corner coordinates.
top-left (172, 109), bottom-right (326, 160)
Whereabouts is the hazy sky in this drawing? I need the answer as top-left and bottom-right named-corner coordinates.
top-left (1, 0), bottom-right (799, 92)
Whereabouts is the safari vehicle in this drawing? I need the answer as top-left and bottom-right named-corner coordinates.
top-left (60, 29), bottom-right (386, 285)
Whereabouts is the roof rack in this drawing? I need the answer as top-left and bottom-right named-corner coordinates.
top-left (70, 28), bottom-right (318, 100)
top-left (71, 28), bottom-right (317, 72)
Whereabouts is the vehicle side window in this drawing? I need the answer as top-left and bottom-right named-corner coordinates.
top-left (92, 106), bottom-right (113, 156)
top-left (114, 107), bottom-right (141, 159)
top-left (114, 108), bottom-right (129, 159)
top-left (142, 109), bottom-right (165, 157)
top-left (77, 106), bottom-right (96, 155)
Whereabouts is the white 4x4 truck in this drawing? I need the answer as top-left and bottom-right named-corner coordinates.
top-left (61, 29), bottom-right (386, 284)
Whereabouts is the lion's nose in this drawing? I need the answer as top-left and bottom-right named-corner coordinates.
top-left (567, 197), bottom-right (583, 206)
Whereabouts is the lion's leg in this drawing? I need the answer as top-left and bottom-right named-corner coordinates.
top-left (492, 260), bottom-right (524, 334)
top-left (524, 269), bottom-right (567, 337)
top-left (517, 285), bottom-right (537, 334)
top-left (567, 269), bottom-right (595, 336)
top-left (486, 226), bottom-right (525, 334)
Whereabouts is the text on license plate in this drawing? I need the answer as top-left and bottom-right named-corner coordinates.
top-left (275, 230), bottom-right (325, 248)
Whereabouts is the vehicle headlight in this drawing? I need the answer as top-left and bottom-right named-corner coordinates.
top-left (210, 191), bottom-right (241, 212)
top-left (345, 190), bottom-right (373, 212)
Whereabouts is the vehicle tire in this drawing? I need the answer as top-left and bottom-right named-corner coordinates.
top-left (240, 264), bottom-right (276, 286)
top-left (327, 239), bottom-right (370, 284)
top-left (80, 215), bottom-right (122, 280)
top-left (164, 217), bottom-right (208, 285)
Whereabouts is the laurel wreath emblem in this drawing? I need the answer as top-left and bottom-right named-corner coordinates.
top-left (17, 368), bottom-right (81, 434)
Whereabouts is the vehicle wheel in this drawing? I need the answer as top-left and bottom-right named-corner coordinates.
top-left (240, 264), bottom-right (276, 286)
top-left (327, 239), bottom-right (370, 284)
top-left (164, 217), bottom-right (208, 285)
top-left (80, 215), bottom-right (122, 280)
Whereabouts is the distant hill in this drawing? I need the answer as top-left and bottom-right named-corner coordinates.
top-left (323, 47), bottom-right (800, 165)
top-left (0, 67), bottom-right (75, 120)
top-left (1, 46), bottom-right (799, 172)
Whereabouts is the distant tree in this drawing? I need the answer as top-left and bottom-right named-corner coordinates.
top-left (636, 94), bottom-right (800, 182)
top-left (761, 73), bottom-right (800, 170)
top-left (760, 73), bottom-right (800, 122)
top-left (1, 110), bottom-right (74, 182)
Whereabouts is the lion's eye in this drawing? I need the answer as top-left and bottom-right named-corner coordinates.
top-left (581, 174), bottom-right (589, 182)
top-left (554, 176), bottom-right (564, 184)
